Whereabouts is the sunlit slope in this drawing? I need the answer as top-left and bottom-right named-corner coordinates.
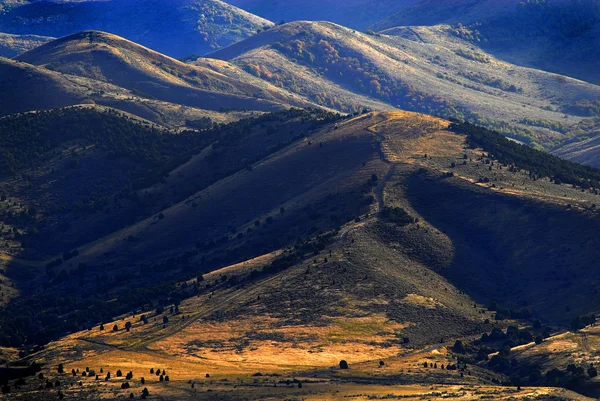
top-left (16, 31), bottom-right (311, 113)
top-left (0, 31), bottom-right (52, 57)
top-left (208, 21), bottom-right (600, 151)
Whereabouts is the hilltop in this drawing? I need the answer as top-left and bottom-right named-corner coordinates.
top-left (208, 21), bottom-right (600, 156)
top-left (16, 30), bottom-right (314, 114)
top-left (0, 55), bottom-right (295, 130)
top-left (0, 0), bottom-right (273, 58)
top-left (2, 110), bottom-right (600, 399)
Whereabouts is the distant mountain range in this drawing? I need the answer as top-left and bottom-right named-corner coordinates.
top-left (225, 0), bottom-right (419, 29)
top-left (373, 0), bottom-right (600, 85)
top-left (0, 0), bottom-right (273, 57)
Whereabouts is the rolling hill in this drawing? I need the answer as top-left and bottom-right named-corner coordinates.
top-left (372, 0), bottom-right (600, 85)
top-left (0, 55), bottom-right (293, 130)
top-left (225, 0), bottom-right (419, 29)
top-left (2, 109), bottom-right (600, 399)
top-left (0, 0), bottom-right (273, 58)
top-left (0, 31), bottom-right (52, 57)
top-left (207, 21), bottom-right (600, 155)
top-left (15, 30), bottom-right (314, 114)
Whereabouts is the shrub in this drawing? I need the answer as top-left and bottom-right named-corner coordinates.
top-left (381, 207), bottom-right (413, 226)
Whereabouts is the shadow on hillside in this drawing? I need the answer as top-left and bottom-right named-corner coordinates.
top-left (405, 171), bottom-right (600, 324)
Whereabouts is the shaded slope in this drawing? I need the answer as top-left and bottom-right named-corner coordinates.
top-left (0, 0), bottom-right (273, 58)
top-left (225, 0), bottom-right (419, 29)
top-left (371, 0), bottom-right (526, 29)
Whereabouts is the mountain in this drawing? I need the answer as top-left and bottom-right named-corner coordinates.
top-left (3, 109), bottom-right (600, 399)
top-left (0, 31), bottom-right (52, 57)
top-left (207, 21), bottom-right (600, 156)
top-left (371, 0), bottom-right (527, 28)
top-left (15, 31), bottom-right (314, 114)
top-left (0, 0), bottom-right (273, 58)
top-left (372, 0), bottom-right (600, 85)
top-left (0, 54), bottom-right (296, 131)
top-left (224, 0), bottom-right (419, 29)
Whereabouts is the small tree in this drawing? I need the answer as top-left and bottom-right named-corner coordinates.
top-left (125, 321), bottom-right (132, 332)
top-left (57, 363), bottom-right (64, 374)
top-left (452, 340), bottom-right (466, 354)
top-left (535, 336), bottom-right (543, 345)
top-left (116, 370), bottom-right (122, 377)
top-left (141, 377), bottom-right (145, 385)
top-left (339, 360), bottom-right (349, 369)
top-left (141, 387), bottom-right (150, 399)
top-left (113, 324), bottom-right (119, 332)
top-left (163, 316), bottom-right (169, 324)
top-left (121, 382), bottom-right (130, 389)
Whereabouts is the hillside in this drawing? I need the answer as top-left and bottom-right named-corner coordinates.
top-left (372, 0), bottom-right (600, 85)
top-left (0, 0), bottom-right (273, 58)
top-left (16, 31), bottom-right (314, 114)
top-left (0, 31), bottom-right (51, 57)
top-left (0, 56), bottom-right (280, 129)
top-left (2, 110), bottom-right (600, 399)
top-left (371, 0), bottom-right (527, 29)
top-left (225, 0), bottom-right (419, 29)
top-left (208, 21), bottom-right (600, 155)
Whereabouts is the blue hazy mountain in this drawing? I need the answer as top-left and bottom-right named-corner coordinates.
top-left (0, 0), bottom-right (273, 58)
top-left (224, 0), bottom-right (419, 29)
top-left (372, 0), bottom-right (600, 84)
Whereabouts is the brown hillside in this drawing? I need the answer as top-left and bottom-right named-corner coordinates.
top-left (16, 31), bottom-right (313, 113)
top-left (5, 111), bottom-right (600, 400)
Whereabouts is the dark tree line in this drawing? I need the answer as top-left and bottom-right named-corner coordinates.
top-left (451, 121), bottom-right (600, 188)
